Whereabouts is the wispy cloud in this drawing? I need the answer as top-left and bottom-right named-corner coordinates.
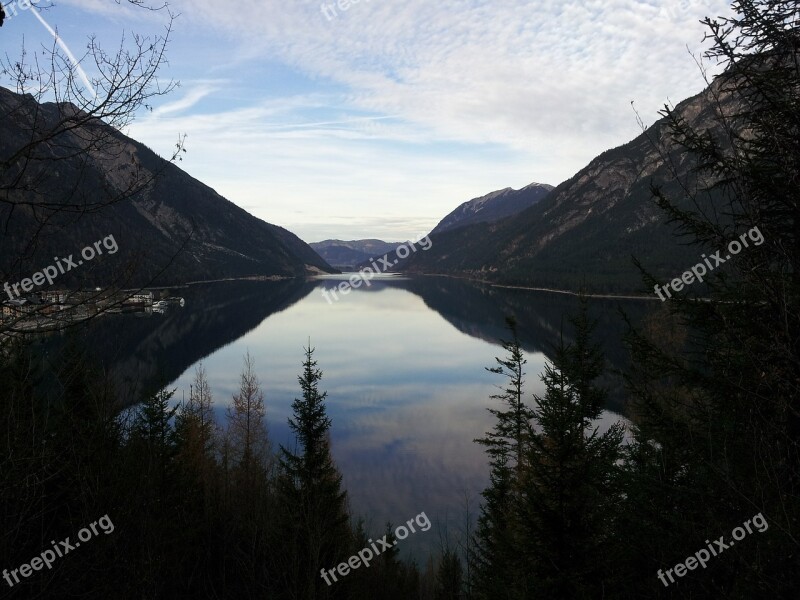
top-left (12, 0), bottom-right (736, 240)
top-left (151, 83), bottom-right (221, 116)
top-left (29, 7), bottom-right (96, 97)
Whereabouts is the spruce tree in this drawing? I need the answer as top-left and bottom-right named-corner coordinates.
top-left (276, 343), bottom-right (350, 600)
top-left (623, 1), bottom-right (800, 595)
top-left (471, 317), bottom-right (532, 600)
top-left (516, 300), bottom-right (624, 599)
top-left (435, 548), bottom-right (464, 600)
top-left (125, 385), bottom-right (181, 597)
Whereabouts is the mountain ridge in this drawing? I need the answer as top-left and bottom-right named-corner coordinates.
top-left (403, 79), bottom-right (736, 293)
top-left (431, 182), bottom-right (554, 235)
top-left (0, 86), bottom-right (334, 289)
top-left (310, 239), bottom-right (405, 269)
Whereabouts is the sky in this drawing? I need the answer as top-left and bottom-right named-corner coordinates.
top-left (0, 0), bottom-right (734, 243)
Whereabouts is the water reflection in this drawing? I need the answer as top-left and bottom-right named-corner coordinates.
top-left (61, 275), bottom-right (651, 557)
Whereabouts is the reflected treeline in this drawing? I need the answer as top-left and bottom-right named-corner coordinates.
top-left (40, 279), bottom-right (318, 406)
top-left (387, 276), bottom-right (653, 414)
top-left (39, 276), bottom-right (651, 414)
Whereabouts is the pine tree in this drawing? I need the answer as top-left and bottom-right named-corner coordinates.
top-left (175, 362), bottom-right (218, 502)
top-left (435, 549), bottom-right (464, 600)
top-left (225, 352), bottom-right (271, 480)
top-left (173, 364), bottom-right (221, 596)
top-left (183, 362), bottom-right (216, 450)
top-left (484, 316), bottom-right (533, 473)
top-left (622, 1), bottom-right (800, 595)
top-left (220, 353), bottom-right (275, 597)
top-left (471, 317), bottom-right (532, 600)
top-left (125, 385), bottom-right (181, 597)
top-left (516, 300), bottom-right (624, 598)
top-left (276, 343), bottom-right (350, 600)
top-left (133, 386), bottom-right (179, 472)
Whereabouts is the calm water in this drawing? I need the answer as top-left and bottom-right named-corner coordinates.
top-left (68, 275), bottom-right (651, 558)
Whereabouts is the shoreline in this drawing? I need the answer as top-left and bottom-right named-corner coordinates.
top-left (412, 272), bottom-right (661, 301)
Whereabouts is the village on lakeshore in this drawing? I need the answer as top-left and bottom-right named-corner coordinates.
top-left (0, 289), bottom-right (185, 330)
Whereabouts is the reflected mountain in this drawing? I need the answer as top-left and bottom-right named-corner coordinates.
top-left (44, 279), bottom-right (317, 406)
top-left (44, 276), bottom-right (653, 414)
top-left (32, 275), bottom-right (650, 550)
top-left (321, 274), bottom-right (653, 413)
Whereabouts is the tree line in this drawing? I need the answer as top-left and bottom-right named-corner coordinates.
top-left (1, 0), bottom-right (798, 598)
top-left (1, 340), bottom-right (466, 598)
top-left (464, 1), bottom-right (800, 598)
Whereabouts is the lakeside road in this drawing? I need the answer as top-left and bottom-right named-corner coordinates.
top-left (490, 283), bottom-right (660, 301)
top-left (411, 272), bottom-right (661, 301)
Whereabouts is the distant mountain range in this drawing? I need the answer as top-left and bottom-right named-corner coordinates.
top-left (402, 79), bottom-right (735, 293)
top-left (1, 79), bottom-right (735, 297)
top-left (310, 239), bottom-right (404, 269)
top-left (311, 183), bottom-right (554, 270)
top-left (0, 86), bottom-right (334, 289)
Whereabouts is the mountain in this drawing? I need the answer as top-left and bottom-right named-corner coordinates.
top-left (404, 80), bottom-right (735, 294)
top-left (431, 182), bottom-right (553, 235)
top-left (0, 86), bottom-right (334, 289)
top-left (53, 279), bottom-right (317, 406)
top-left (310, 239), bottom-right (403, 269)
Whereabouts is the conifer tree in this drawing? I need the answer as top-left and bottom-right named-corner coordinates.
top-left (225, 352), bottom-right (271, 481)
top-left (277, 343), bottom-right (350, 600)
top-left (435, 548), bottom-right (464, 600)
top-left (133, 386), bottom-right (179, 472)
top-left (623, 1), bottom-right (800, 595)
top-left (125, 385), bottom-right (181, 596)
top-left (516, 300), bottom-right (624, 598)
top-left (471, 317), bottom-right (532, 599)
top-left (175, 362), bottom-right (219, 504)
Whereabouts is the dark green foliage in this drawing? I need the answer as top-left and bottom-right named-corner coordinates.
top-left (481, 316), bottom-right (533, 472)
top-left (0, 337), bottom-right (125, 598)
top-left (276, 344), bottom-right (351, 599)
top-left (467, 3), bottom-right (800, 597)
top-left (434, 549), bottom-right (464, 600)
top-left (618, 1), bottom-right (800, 597)
top-left (471, 303), bottom-right (624, 600)
top-left (517, 302), bottom-right (624, 599)
top-left (3, 5), bottom-right (796, 598)
top-left (0, 340), bottom-right (446, 599)
top-left (471, 317), bottom-right (531, 600)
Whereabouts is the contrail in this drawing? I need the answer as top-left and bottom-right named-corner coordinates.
top-left (29, 7), bottom-right (97, 98)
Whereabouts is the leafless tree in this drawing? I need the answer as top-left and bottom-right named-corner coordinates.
top-left (0, 1), bottom-right (188, 335)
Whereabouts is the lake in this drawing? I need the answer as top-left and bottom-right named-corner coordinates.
top-left (63, 275), bottom-right (652, 559)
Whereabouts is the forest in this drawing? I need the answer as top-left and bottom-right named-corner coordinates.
top-left (1, 1), bottom-right (799, 598)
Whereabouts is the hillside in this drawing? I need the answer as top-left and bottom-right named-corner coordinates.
top-left (431, 182), bottom-right (553, 235)
top-left (405, 80), bottom-right (736, 293)
top-left (310, 239), bottom-right (403, 269)
top-left (0, 86), bottom-right (334, 290)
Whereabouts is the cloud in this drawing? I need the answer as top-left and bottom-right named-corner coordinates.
top-left (151, 82), bottom-right (221, 116)
top-left (127, 82), bottom-right (540, 240)
top-left (66, 0), bottom-right (736, 239)
top-left (165, 0), bottom-right (731, 146)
